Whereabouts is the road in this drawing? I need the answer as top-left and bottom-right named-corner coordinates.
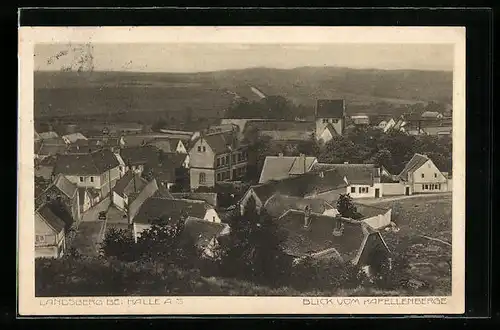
top-left (80, 197), bottom-right (111, 222)
top-left (359, 192), bottom-right (452, 205)
top-left (72, 197), bottom-right (111, 256)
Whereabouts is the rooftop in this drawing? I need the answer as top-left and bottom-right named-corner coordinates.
top-left (315, 99), bottom-right (346, 118)
top-left (311, 163), bottom-right (380, 185)
top-left (259, 155), bottom-right (317, 184)
top-left (134, 197), bottom-right (212, 225)
top-left (53, 149), bottom-right (120, 176)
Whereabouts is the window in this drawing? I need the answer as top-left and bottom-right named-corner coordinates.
top-left (232, 154), bottom-right (236, 163)
top-left (216, 173), bottom-right (221, 181)
top-left (332, 119), bottom-right (339, 123)
top-left (351, 187), bottom-right (356, 193)
top-left (79, 177), bottom-right (84, 182)
top-left (35, 235), bottom-right (45, 243)
top-left (421, 173), bottom-right (425, 178)
top-left (434, 173), bottom-right (437, 178)
top-left (216, 158), bottom-right (220, 167)
top-left (90, 177), bottom-right (94, 183)
top-left (438, 184), bottom-right (441, 190)
top-left (322, 119), bottom-right (327, 123)
top-left (197, 146), bottom-right (201, 152)
top-left (358, 187), bottom-right (368, 193)
top-left (199, 172), bottom-right (206, 184)
top-left (424, 184), bottom-right (428, 190)
top-left (422, 184), bottom-right (425, 190)
top-left (202, 146), bottom-right (206, 152)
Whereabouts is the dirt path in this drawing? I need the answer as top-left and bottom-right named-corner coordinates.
top-left (360, 192), bottom-right (452, 205)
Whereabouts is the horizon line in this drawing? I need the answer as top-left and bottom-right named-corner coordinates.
top-left (34, 65), bottom-right (453, 75)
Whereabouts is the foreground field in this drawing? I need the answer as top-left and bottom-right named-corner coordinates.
top-left (372, 194), bottom-right (453, 295)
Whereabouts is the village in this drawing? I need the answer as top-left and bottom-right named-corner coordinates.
top-left (34, 96), bottom-right (453, 293)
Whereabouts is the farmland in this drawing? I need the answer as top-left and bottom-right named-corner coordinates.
top-left (34, 67), bottom-right (452, 124)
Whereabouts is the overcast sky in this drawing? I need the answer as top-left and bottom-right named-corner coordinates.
top-left (34, 43), bottom-right (454, 73)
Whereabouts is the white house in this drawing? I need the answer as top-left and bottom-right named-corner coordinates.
top-left (259, 154), bottom-right (318, 184)
top-left (35, 204), bottom-right (66, 259)
top-left (397, 153), bottom-right (449, 195)
top-left (315, 99), bottom-right (346, 142)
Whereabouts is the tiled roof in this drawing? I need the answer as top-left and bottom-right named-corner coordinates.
top-left (171, 192), bottom-right (218, 207)
top-left (263, 194), bottom-right (335, 218)
top-left (53, 173), bottom-right (78, 198)
top-left (311, 163), bottom-right (380, 185)
top-left (37, 143), bottom-right (67, 157)
top-left (53, 149), bottom-right (120, 176)
top-left (37, 203), bottom-right (66, 233)
top-left (113, 171), bottom-right (147, 196)
top-left (120, 145), bottom-right (158, 166)
top-left (278, 210), bottom-right (366, 261)
top-left (147, 139), bottom-right (176, 153)
top-left (39, 131), bottom-right (60, 140)
top-left (315, 99), bottom-right (345, 118)
top-left (182, 217), bottom-right (228, 250)
top-left (134, 197), bottom-right (211, 225)
top-left (259, 155), bottom-right (317, 183)
top-left (194, 131), bottom-right (239, 155)
top-left (398, 153), bottom-right (429, 181)
top-left (251, 169), bottom-right (347, 204)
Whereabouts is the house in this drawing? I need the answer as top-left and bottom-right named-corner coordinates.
top-left (239, 168), bottom-right (348, 214)
top-left (315, 99), bottom-right (346, 142)
top-left (158, 129), bottom-right (200, 142)
top-left (263, 193), bottom-right (338, 218)
top-left (146, 152), bottom-right (190, 189)
top-left (421, 125), bottom-right (452, 137)
top-left (397, 153), bottom-right (449, 195)
top-left (243, 120), bottom-right (316, 142)
top-left (182, 217), bottom-right (230, 258)
top-left (120, 145), bottom-right (159, 174)
top-left (377, 118), bottom-right (396, 133)
top-left (421, 111), bottom-right (443, 119)
top-left (131, 197), bottom-right (221, 241)
top-left (38, 131), bottom-right (60, 140)
top-left (351, 115), bottom-right (370, 126)
top-left (258, 154), bottom-right (318, 184)
top-left (220, 118), bottom-right (270, 135)
top-left (35, 140), bottom-right (67, 160)
top-left (188, 131), bottom-right (249, 189)
top-left (67, 136), bottom-right (125, 154)
top-left (111, 170), bottom-right (148, 212)
top-left (61, 133), bottom-right (87, 145)
top-left (35, 203), bottom-right (67, 259)
top-left (310, 163), bottom-right (383, 199)
top-left (35, 156), bottom-right (57, 180)
top-left (147, 138), bottom-right (188, 154)
top-left (35, 173), bottom-right (80, 224)
top-left (170, 192), bottom-right (218, 208)
top-left (53, 149), bottom-right (122, 198)
top-left (278, 208), bottom-right (391, 273)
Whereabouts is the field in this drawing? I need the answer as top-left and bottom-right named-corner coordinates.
top-left (371, 194), bottom-right (453, 295)
top-left (34, 67), bottom-right (452, 124)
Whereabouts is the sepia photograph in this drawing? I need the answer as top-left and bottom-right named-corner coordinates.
top-left (18, 26), bottom-right (465, 315)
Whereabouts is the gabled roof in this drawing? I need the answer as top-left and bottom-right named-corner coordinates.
top-left (259, 155), bottom-right (317, 183)
top-left (311, 163), bottom-right (380, 185)
top-left (62, 133), bottom-right (87, 144)
top-left (354, 203), bottom-right (391, 220)
top-left (53, 173), bottom-right (78, 198)
top-left (398, 153), bottom-right (430, 181)
top-left (113, 171), bottom-right (147, 196)
top-left (421, 111), bottom-right (442, 118)
top-left (315, 99), bottom-right (346, 118)
top-left (171, 192), bottom-right (218, 207)
top-left (322, 123), bottom-right (341, 137)
top-left (134, 197), bottom-right (212, 225)
top-left (120, 145), bottom-right (158, 166)
top-left (39, 131), bottom-right (60, 140)
top-left (264, 194), bottom-right (335, 218)
top-left (250, 169), bottom-right (348, 204)
top-left (53, 149), bottom-right (120, 176)
top-left (194, 131), bottom-right (240, 155)
top-left (182, 217), bottom-right (228, 250)
top-left (278, 210), bottom-right (367, 261)
top-left (36, 143), bottom-right (67, 157)
top-left (37, 203), bottom-right (66, 233)
top-left (147, 139), bottom-right (176, 153)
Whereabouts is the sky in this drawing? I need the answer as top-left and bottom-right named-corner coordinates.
top-left (34, 43), bottom-right (454, 73)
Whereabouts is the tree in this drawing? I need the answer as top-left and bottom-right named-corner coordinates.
top-left (151, 117), bottom-right (167, 132)
top-left (336, 193), bottom-right (362, 219)
top-left (100, 227), bottom-right (136, 261)
top-left (220, 196), bottom-right (292, 284)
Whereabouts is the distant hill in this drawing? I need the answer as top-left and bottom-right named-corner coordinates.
top-left (34, 67), bottom-right (452, 122)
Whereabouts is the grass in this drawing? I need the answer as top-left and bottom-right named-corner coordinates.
top-left (371, 194), bottom-right (452, 295)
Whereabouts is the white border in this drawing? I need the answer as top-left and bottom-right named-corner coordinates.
top-left (18, 26), bottom-right (466, 315)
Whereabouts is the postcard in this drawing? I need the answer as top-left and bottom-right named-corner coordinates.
top-left (18, 26), bottom-right (465, 315)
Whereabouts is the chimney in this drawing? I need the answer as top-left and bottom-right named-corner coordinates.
top-left (278, 152), bottom-right (284, 157)
top-left (303, 206), bottom-right (312, 228)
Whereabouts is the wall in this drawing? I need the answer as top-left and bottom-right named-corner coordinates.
top-left (176, 141), bottom-right (188, 154)
top-left (100, 166), bottom-right (121, 196)
top-left (315, 117), bottom-right (343, 139)
top-left (35, 246), bottom-right (58, 259)
top-left (411, 160), bottom-right (447, 185)
top-left (447, 178), bottom-right (453, 192)
top-left (413, 181), bottom-right (448, 193)
top-left (112, 191), bottom-right (126, 211)
top-left (346, 184), bottom-right (382, 199)
top-left (381, 183), bottom-right (406, 196)
top-left (65, 174), bottom-right (102, 189)
top-left (189, 138), bottom-right (215, 168)
top-left (362, 209), bottom-right (392, 230)
top-left (190, 168), bottom-right (215, 189)
top-left (35, 213), bottom-right (57, 246)
top-left (204, 209), bottom-right (221, 223)
top-left (128, 179), bottom-right (159, 222)
top-left (319, 127), bottom-right (334, 143)
top-left (239, 189), bottom-right (264, 215)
